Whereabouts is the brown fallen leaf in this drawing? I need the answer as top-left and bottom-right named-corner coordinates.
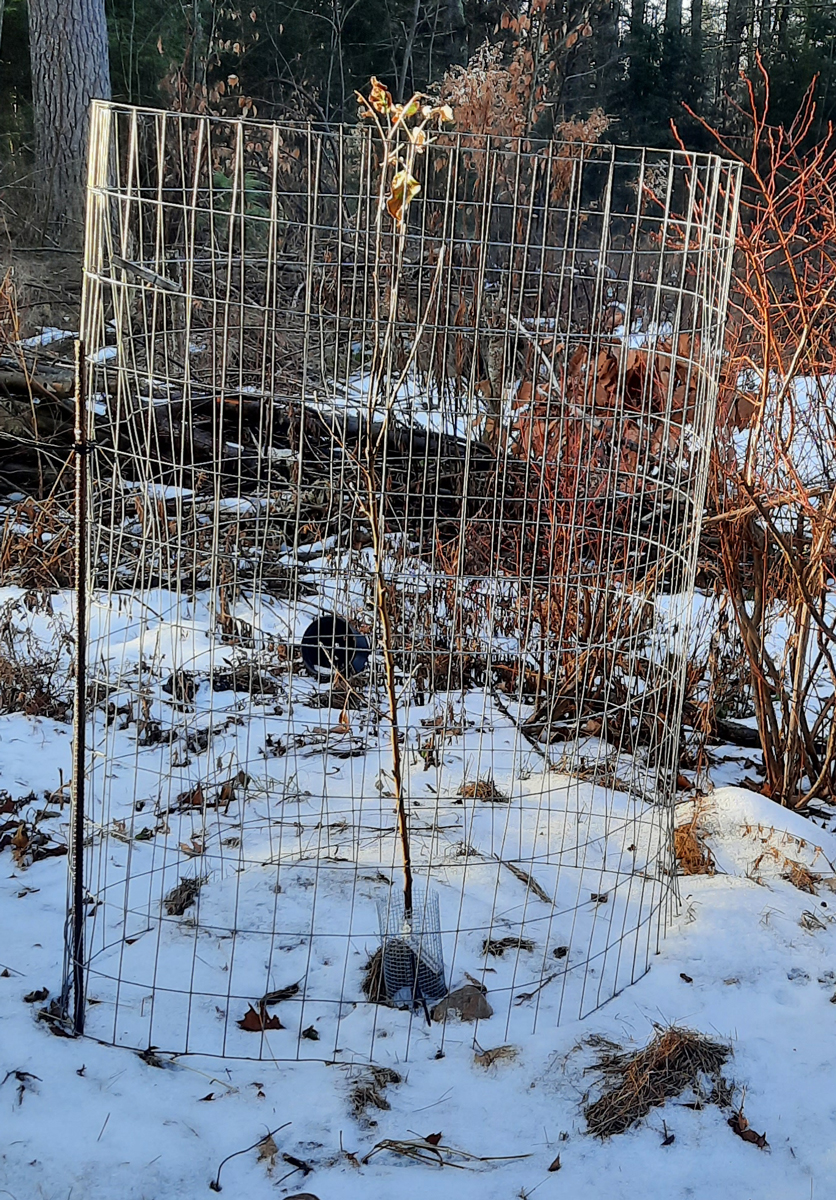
top-left (31, 844), bottom-right (68, 861)
top-left (176, 783), bottom-right (204, 809)
top-left (238, 1003), bottom-right (284, 1032)
top-left (12, 823), bottom-right (29, 865)
top-left (23, 987), bottom-right (49, 1003)
top-left (548, 1153), bottom-right (561, 1171)
top-left (474, 1044), bottom-right (518, 1067)
top-left (463, 972), bottom-right (489, 991)
top-left (257, 1133), bottom-right (278, 1167)
top-left (680, 973), bottom-right (693, 984)
top-left (424, 1132), bottom-right (443, 1145)
top-left (137, 1047), bottom-right (168, 1068)
top-left (728, 1112), bottom-right (768, 1149)
top-left (198, 1092), bottom-right (215, 1101)
top-left (179, 837), bottom-right (205, 857)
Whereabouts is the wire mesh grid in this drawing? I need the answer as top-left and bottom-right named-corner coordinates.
top-left (66, 100), bottom-right (740, 1062)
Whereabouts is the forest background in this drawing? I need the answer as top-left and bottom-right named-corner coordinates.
top-left (1, 0), bottom-right (836, 811)
top-left (1, 0), bottom-right (835, 240)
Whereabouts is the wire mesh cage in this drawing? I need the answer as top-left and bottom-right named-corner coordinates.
top-left (65, 100), bottom-right (740, 1062)
top-left (377, 887), bottom-right (447, 1013)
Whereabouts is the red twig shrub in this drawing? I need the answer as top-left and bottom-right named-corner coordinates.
top-left (684, 61), bottom-right (836, 806)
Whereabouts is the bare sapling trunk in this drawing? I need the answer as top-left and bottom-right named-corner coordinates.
top-left (354, 80), bottom-right (453, 916)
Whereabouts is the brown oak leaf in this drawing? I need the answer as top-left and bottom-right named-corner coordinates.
top-left (238, 1003), bottom-right (283, 1032)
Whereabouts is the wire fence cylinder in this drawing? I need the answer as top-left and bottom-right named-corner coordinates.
top-left (67, 100), bottom-right (740, 1062)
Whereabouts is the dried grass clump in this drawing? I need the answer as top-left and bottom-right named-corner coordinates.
top-left (163, 875), bottom-right (206, 916)
top-left (458, 776), bottom-right (508, 803)
top-left (360, 946), bottom-right (386, 1004)
top-left (674, 815), bottom-right (715, 876)
top-left (474, 1043), bottom-right (519, 1067)
top-left (584, 1027), bottom-right (731, 1138)
top-left (482, 935), bottom-right (535, 958)
top-left (781, 858), bottom-right (821, 894)
top-left (349, 1065), bottom-right (402, 1117)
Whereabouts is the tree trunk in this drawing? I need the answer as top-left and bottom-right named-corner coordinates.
top-left (757, 0), bottom-right (771, 50)
top-left (691, 0), bottom-right (703, 45)
top-left (665, 0), bottom-right (682, 38)
top-left (397, 0), bottom-right (422, 102)
top-left (631, 0), bottom-right (646, 36)
top-left (28, 0), bottom-right (111, 245)
top-left (723, 0), bottom-right (747, 93)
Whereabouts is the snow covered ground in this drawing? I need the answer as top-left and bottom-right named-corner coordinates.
top-left (4, 677), bottom-right (836, 1200)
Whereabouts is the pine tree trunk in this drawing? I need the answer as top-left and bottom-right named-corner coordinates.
top-left (28, 0), bottom-right (111, 245)
top-left (723, 0), bottom-right (747, 93)
top-left (665, 0), bottom-right (682, 38)
top-left (631, 0), bottom-right (646, 37)
top-left (691, 0), bottom-right (703, 44)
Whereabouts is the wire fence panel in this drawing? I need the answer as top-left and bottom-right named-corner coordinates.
top-left (67, 100), bottom-right (740, 1061)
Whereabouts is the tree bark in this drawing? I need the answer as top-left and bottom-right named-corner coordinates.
top-left (28, 0), bottom-right (111, 245)
top-left (691, 0), bottom-right (703, 45)
top-left (723, 0), bottom-right (747, 93)
top-left (631, 0), bottom-right (646, 37)
top-left (757, 0), bottom-right (771, 50)
top-left (397, 0), bottom-right (422, 102)
top-left (665, 0), bottom-right (682, 38)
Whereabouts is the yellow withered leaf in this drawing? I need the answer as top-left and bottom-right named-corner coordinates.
top-left (387, 169), bottom-right (420, 222)
top-left (368, 76), bottom-right (392, 115)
